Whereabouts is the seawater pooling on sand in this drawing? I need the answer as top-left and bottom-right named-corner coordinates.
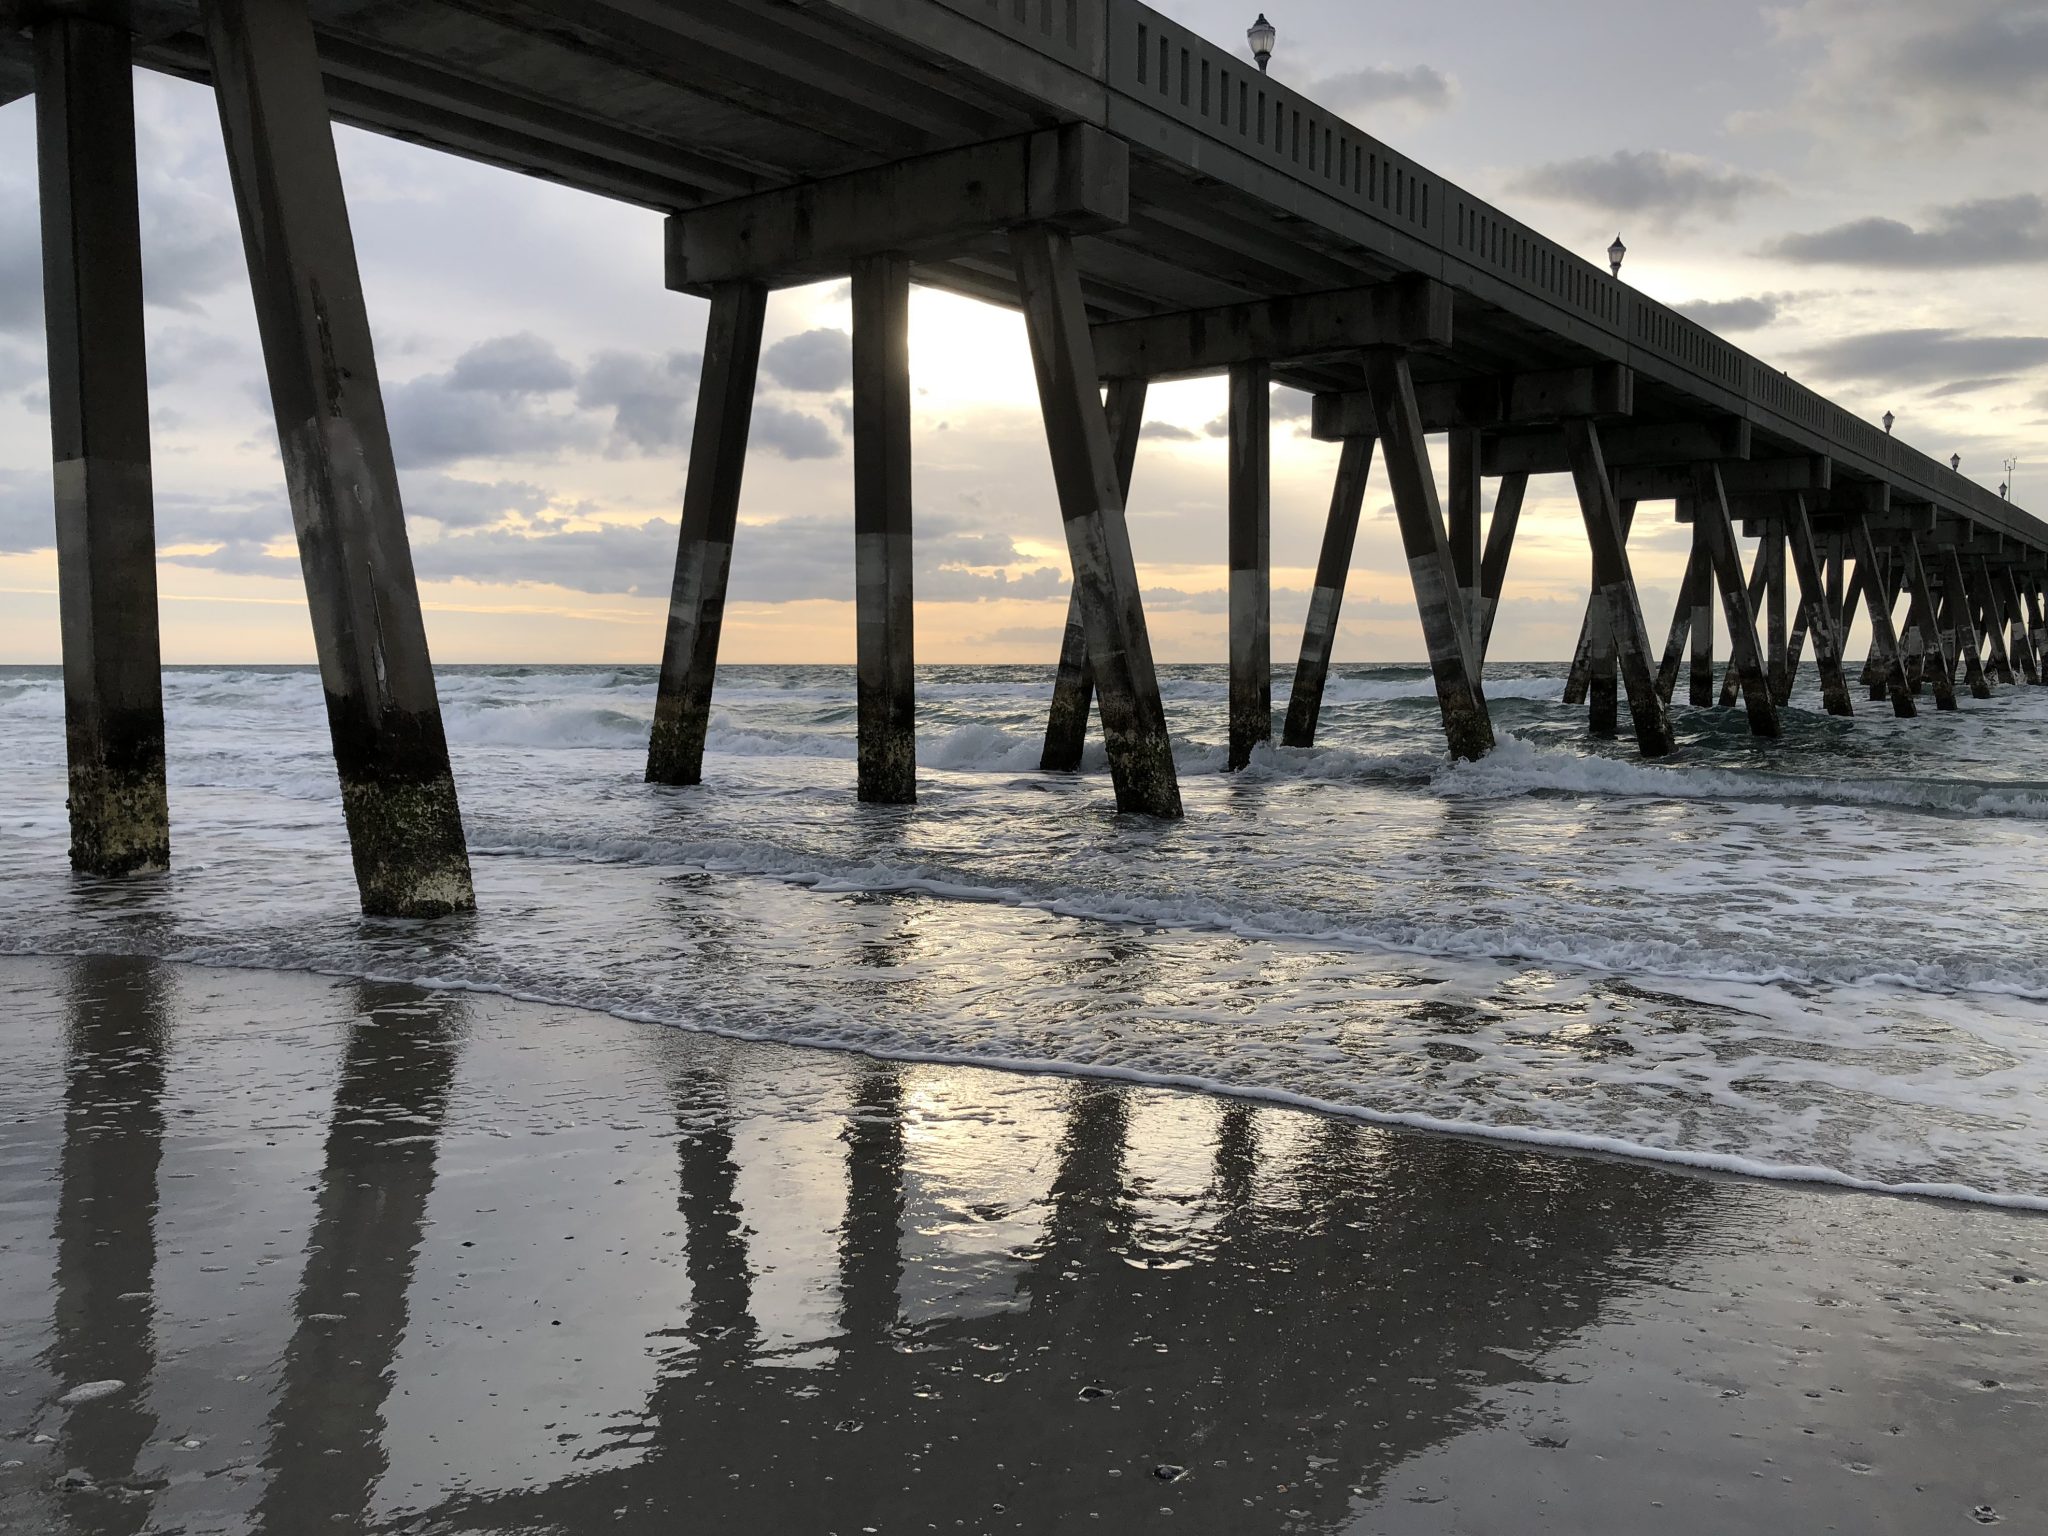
top-left (3, 660), bottom-right (2048, 1206)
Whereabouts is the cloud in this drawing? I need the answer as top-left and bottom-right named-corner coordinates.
top-left (387, 364), bottom-right (593, 469)
top-left (404, 473), bottom-right (553, 529)
top-left (411, 517), bottom-right (681, 595)
top-left (447, 332), bottom-right (576, 394)
top-left (575, 349), bottom-right (699, 454)
top-left (761, 328), bottom-right (851, 393)
top-left (749, 404), bottom-right (841, 461)
top-left (1511, 150), bottom-right (1776, 223)
top-left (1673, 294), bottom-right (1784, 332)
top-left (1311, 64), bottom-right (1453, 117)
top-left (1924, 377), bottom-right (2016, 398)
top-left (1765, 195), bottom-right (2048, 269)
top-left (1141, 420), bottom-right (1200, 442)
top-left (1794, 328), bottom-right (2048, 388)
top-left (0, 467), bottom-right (50, 554)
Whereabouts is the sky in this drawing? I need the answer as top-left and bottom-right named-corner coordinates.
top-left (2, 0), bottom-right (2045, 665)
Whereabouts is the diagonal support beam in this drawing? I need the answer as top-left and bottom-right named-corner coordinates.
top-left (1013, 224), bottom-right (1181, 817)
top-left (2000, 565), bottom-right (2041, 685)
top-left (1938, 544), bottom-right (1991, 699)
top-left (1362, 348), bottom-right (1492, 761)
top-left (1784, 495), bottom-right (1852, 716)
top-left (1693, 464), bottom-right (1780, 738)
top-left (1477, 472), bottom-right (1529, 660)
top-left (206, 0), bottom-right (473, 917)
top-left (1282, 435), bottom-right (1376, 748)
top-left (647, 282), bottom-right (768, 786)
top-left (1900, 535), bottom-right (1959, 710)
top-left (1972, 557), bottom-right (2017, 686)
top-left (1040, 378), bottom-right (1146, 771)
top-left (1654, 537), bottom-right (1705, 705)
top-left (1563, 421), bottom-right (1671, 756)
top-left (1850, 524), bottom-right (1916, 718)
top-left (1562, 496), bottom-right (1638, 711)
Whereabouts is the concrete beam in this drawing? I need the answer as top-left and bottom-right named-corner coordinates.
top-left (1310, 363), bottom-right (1631, 441)
top-left (1627, 455), bottom-right (1824, 506)
top-left (665, 124), bottom-right (1128, 293)
top-left (852, 252), bottom-right (917, 803)
top-left (1227, 361), bottom-right (1271, 770)
top-left (1485, 417), bottom-right (1750, 478)
top-left (1091, 274), bottom-right (1451, 384)
top-left (1281, 436), bottom-right (1376, 748)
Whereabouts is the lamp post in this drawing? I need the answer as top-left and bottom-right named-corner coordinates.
top-left (1248, 13), bottom-right (1275, 73)
top-left (1883, 411), bottom-right (1894, 435)
top-left (1951, 453), bottom-right (1962, 472)
top-left (1607, 234), bottom-right (1626, 279)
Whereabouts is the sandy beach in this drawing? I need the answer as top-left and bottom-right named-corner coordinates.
top-left (0, 953), bottom-right (2040, 1533)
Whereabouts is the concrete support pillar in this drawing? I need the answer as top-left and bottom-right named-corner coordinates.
top-left (204, 0), bottom-right (473, 916)
top-left (1654, 537), bottom-right (1705, 705)
top-left (647, 282), bottom-right (767, 786)
top-left (1764, 520), bottom-right (1789, 705)
top-left (1012, 224), bottom-right (1181, 817)
top-left (1362, 348), bottom-right (1492, 761)
top-left (1939, 545), bottom-right (1992, 699)
top-left (1447, 429), bottom-right (1483, 662)
top-left (1281, 434), bottom-right (1374, 748)
top-left (35, 15), bottom-right (170, 878)
top-left (1688, 517), bottom-right (1715, 706)
top-left (1227, 361), bottom-right (1271, 770)
top-left (1850, 525), bottom-right (1917, 718)
top-left (1901, 567), bottom-right (1934, 697)
top-left (1719, 543), bottom-right (1771, 708)
top-left (1784, 496), bottom-right (1852, 717)
top-left (1899, 536), bottom-right (1959, 711)
top-left (1973, 558), bottom-right (2017, 685)
top-left (2026, 573), bottom-right (2048, 679)
top-left (2001, 566), bottom-right (2040, 684)
top-left (1476, 472), bottom-right (1528, 659)
top-left (1589, 497), bottom-right (1639, 736)
top-left (851, 251), bottom-right (917, 803)
top-left (1693, 464), bottom-right (1780, 738)
top-left (1562, 422), bottom-right (1670, 755)
top-left (1040, 378), bottom-right (1145, 771)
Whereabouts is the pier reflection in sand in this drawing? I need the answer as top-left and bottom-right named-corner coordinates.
top-left (1, 955), bottom-right (2041, 1535)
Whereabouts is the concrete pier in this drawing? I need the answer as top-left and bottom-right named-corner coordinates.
top-left (1476, 473), bottom-right (1528, 659)
top-left (1013, 225), bottom-right (1181, 817)
top-left (34, 13), bottom-right (169, 877)
top-left (1852, 532), bottom-right (1916, 718)
top-left (1040, 379), bottom-right (1146, 772)
top-left (647, 283), bottom-right (769, 786)
top-left (1448, 429), bottom-right (1484, 663)
top-left (205, 0), bottom-right (473, 917)
top-left (2000, 565), bottom-right (2040, 684)
top-left (852, 252), bottom-right (918, 804)
top-left (1972, 558), bottom-right (2017, 686)
top-left (1900, 537), bottom-right (1960, 711)
top-left (1227, 362), bottom-right (1272, 770)
top-left (1282, 435), bottom-right (1375, 748)
top-left (1785, 497), bottom-right (1853, 716)
top-left (1939, 546), bottom-right (1993, 700)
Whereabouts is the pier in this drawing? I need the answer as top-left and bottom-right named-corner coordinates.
top-left (8, 0), bottom-right (2043, 916)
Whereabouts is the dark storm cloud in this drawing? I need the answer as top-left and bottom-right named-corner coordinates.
top-left (1795, 328), bottom-right (2048, 387)
top-left (761, 328), bottom-right (852, 393)
top-left (447, 332), bottom-right (577, 395)
top-left (1311, 63), bottom-right (1453, 117)
top-left (1674, 295), bottom-right (1784, 332)
top-left (1512, 150), bottom-right (1775, 222)
top-left (1766, 195), bottom-right (2048, 269)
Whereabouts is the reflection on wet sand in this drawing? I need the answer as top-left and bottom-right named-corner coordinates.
top-left (6, 956), bottom-right (2044, 1535)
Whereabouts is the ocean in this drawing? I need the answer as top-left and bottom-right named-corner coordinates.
top-left (4, 659), bottom-right (2046, 1208)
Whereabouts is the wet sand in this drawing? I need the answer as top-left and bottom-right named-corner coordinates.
top-left (0, 955), bottom-right (2042, 1534)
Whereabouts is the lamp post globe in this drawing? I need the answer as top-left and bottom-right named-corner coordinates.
top-left (1248, 14), bottom-right (1275, 73)
top-left (1607, 234), bottom-right (1626, 279)
top-left (1883, 411), bottom-right (1894, 435)
top-left (1951, 453), bottom-right (1962, 472)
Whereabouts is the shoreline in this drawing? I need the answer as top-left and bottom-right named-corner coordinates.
top-left (3, 954), bottom-right (2044, 1533)
top-left (4, 940), bottom-right (2043, 1214)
